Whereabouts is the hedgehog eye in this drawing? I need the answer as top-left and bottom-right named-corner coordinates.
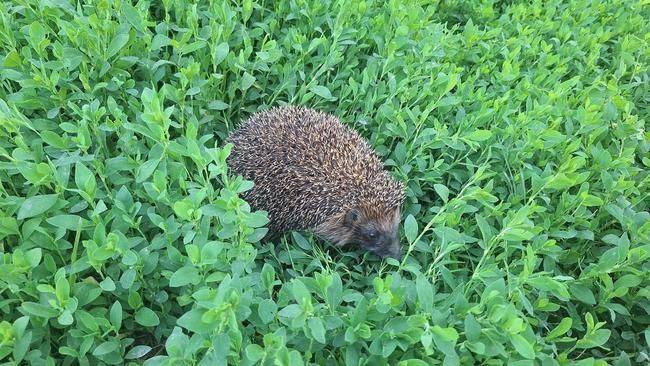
top-left (365, 230), bottom-right (378, 239)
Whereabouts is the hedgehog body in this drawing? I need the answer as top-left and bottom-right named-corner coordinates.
top-left (226, 106), bottom-right (405, 259)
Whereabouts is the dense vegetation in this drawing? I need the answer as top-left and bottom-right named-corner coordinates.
top-left (0, 0), bottom-right (648, 365)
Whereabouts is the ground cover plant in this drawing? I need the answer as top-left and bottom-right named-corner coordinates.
top-left (0, 0), bottom-right (648, 364)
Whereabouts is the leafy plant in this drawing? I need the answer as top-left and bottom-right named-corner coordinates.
top-left (0, 0), bottom-right (648, 365)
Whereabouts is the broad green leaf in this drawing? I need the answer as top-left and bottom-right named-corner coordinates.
top-left (177, 309), bottom-right (214, 334)
top-left (208, 100), bottom-right (229, 110)
top-left (135, 307), bottom-right (160, 327)
top-left (100, 277), bottom-right (116, 291)
top-left (465, 129), bottom-right (492, 141)
top-left (136, 158), bottom-right (160, 183)
top-left (510, 334), bottom-right (535, 359)
top-left (310, 85), bottom-right (335, 100)
top-left (107, 33), bottom-right (130, 58)
top-left (547, 318), bottom-right (573, 340)
top-left (110, 301), bottom-right (122, 331)
top-left (126, 345), bottom-right (152, 359)
top-left (434, 184), bottom-right (449, 203)
top-left (200, 241), bottom-right (223, 265)
top-left (93, 341), bottom-right (119, 356)
top-left (576, 329), bottom-right (611, 349)
top-left (569, 283), bottom-right (596, 305)
top-left (46, 214), bottom-right (84, 230)
top-left (75, 162), bottom-right (96, 195)
top-left (502, 228), bottom-right (535, 241)
top-left (416, 275), bottom-right (433, 313)
top-left (308, 317), bottom-right (326, 344)
top-left (214, 42), bottom-right (229, 64)
top-left (246, 344), bottom-right (265, 362)
top-left (17, 194), bottom-right (58, 220)
top-left (13, 330), bottom-right (31, 362)
top-left (258, 299), bottom-right (277, 324)
top-left (527, 277), bottom-right (570, 300)
top-left (241, 72), bottom-right (255, 90)
top-left (20, 302), bottom-right (59, 318)
top-left (169, 266), bottom-right (201, 287)
top-left (404, 214), bottom-right (418, 243)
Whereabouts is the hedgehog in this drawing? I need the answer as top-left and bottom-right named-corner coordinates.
top-left (226, 105), bottom-right (405, 260)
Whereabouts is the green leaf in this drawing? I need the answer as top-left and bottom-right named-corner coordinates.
top-left (527, 277), bottom-right (570, 301)
top-left (246, 344), bottom-right (265, 362)
top-left (208, 100), bottom-right (229, 110)
top-left (434, 184), bottom-right (450, 203)
top-left (13, 330), bottom-right (31, 362)
top-left (432, 326), bottom-right (458, 343)
top-left (28, 21), bottom-right (46, 45)
top-left (404, 214), bottom-right (418, 243)
top-left (169, 266), bottom-right (201, 287)
top-left (135, 307), bottom-right (160, 327)
top-left (431, 325), bottom-right (458, 357)
top-left (416, 275), bottom-right (434, 313)
top-left (310, 85), bottom-right (335, 100)
top-left (465, 129), bottom-right (492, 141)
top-left (17, 194), bottom-right (58, 220)
top-left (258, 299), bottom-right (277, 324)
top-left (46, 214), bottom-right (84, 230)
top-left (278, 304), bottom-right (302, 318)
top-left (136, 158), bottom-right (160, 183)
top-left (502, 228), bottom-right (535, 241)
top-left (547, 318), bottom-right (573, 340)
top-left (110, 301), bottom-right (122, 331)
top-left (214, 42), bottom-right (229, 64)
top-left (58, 310), bottom-right (74, 326)
top-left (173, 200), bottom-right (196, 221)
top-left (308, 317), bottom-right (326, 344)
top-left (261, 263), bottom-right (276, 293)
top-left (582, 194), bottom-right (604, 206)
top-left (120, 269), bottom-right (136, 289)
top-left (200, 241), bottom-right (223, 265)
top-left (100, 277), bottom-right (116, 291)
top-left (107, 33), bottom-right (130, 58)
top-left (126, 345), bottom-right (152, 359)
top-left (241, 72), bottom-right (255, 90)
top-left (464, 314), bottom-right (481, 341)
top-left (291, 231), bottom-right (311, 250)
top-left (576, 329), bottom-right (611, 349)
top-left (0, 217), bottom-right (19, 239)
top-left (614, 274), bottom-right (642, 289)
top-left (24, 248), bottom-right (42, 268)
top-left (93, 341), bottom-right (119, 356)
top-left (20, 302), bottom-right (59, 318)
top-left (75, 162), bottom-right (97, 195)
top-left (177, 309), bottom-right (214, 334)
top-left (547, 173), bottom-right (576, 190)
top-left (292, 278), bottom-right (311, 304)
top-left (151, 34), bottom-right (171, 50)
top-left (398, 360), bottom-right (429, 366)
top-left (569, 283), bottom-right (596, 305)
top-left (475, 214), bottom-right (493, 244)
top-left (12, 316), bottom-right (29, 338)
top-left (510, 334), bottom-right (535, 359)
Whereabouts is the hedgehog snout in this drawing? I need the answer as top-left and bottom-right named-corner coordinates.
top-left (367, 233), bottom-right (402, 261)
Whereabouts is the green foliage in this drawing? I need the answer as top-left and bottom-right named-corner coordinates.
top-left (0, 0), bottom-right (648, 365)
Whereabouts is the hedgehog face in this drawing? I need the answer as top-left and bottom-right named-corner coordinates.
top-left (343, 206), bottom-right (402, 260)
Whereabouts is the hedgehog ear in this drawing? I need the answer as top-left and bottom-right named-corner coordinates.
top-left (344, 208), bottom-right (360, 227)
